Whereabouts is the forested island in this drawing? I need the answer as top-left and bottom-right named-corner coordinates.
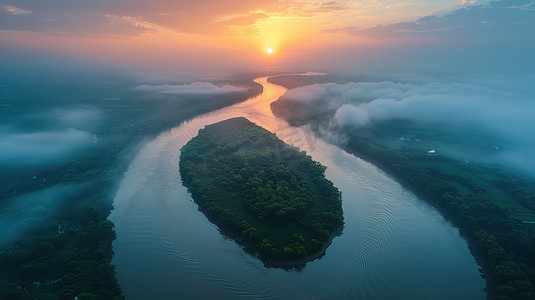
top-left (270, 75), bottom-right (535, 299)
top-left (179, 117), bottom-right (343, 264)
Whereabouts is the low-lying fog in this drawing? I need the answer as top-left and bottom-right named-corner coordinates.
top-left (0, 107), bottom-right (98, 167)
top-left (0, 70), bottom-right (260, 246)
top-left (278, 73), bottom-right (535, 179)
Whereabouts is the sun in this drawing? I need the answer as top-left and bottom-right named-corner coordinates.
top-left (266, 48), bottom-right (273, 54)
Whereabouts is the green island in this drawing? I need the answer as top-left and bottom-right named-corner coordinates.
top-left (270, 75), bottom-right (535, 300)
top-left (179, 117), bottom-right (343, 265)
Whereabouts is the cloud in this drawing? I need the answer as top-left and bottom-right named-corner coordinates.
top-left (279, 76), bottom-right (535, 176)
top-left (0, 4), bottom-right (158, 37)
top-left (134, 82), bottom-right (247, 95)
top-left (2, 0), bottom-right (442, 37)
top-left (280, 0), bottom-right (347, 17)
top-left (5, 107), bottom-right (101, 133)
top-left (41, 107), bottom-right (100, 129)
top-left (324, 81), bottom-right (535, 144)
top-left (315, 0), bottom-right (535, 74)
top-left (0, 0), bottom-right (283, 36)
top-left (330, 0), bottom-right (535, 41)
top-left (0, 128), bottom-right (92, 166)
top-left (210, 12), bottom-right (269, 26)
top-left (4, 5), bottom-right (32, 15)
top-left (280, 81), bottom-right (421, 107)
top-left (0, 184), bottom-right (85, 246)
top-left (0, 107), bottom-right (99, 166)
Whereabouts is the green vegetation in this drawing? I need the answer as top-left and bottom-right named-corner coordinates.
top-left (271, 82), bottom-right (535, 299)
top-left (179, 117), bottom-right (343, 262)
top-left (0, 74), bottom-right (262, 299)
top-left (340, 132), bottom-right (535, 299)
top-left (0, 208), bottom-right (122, 300)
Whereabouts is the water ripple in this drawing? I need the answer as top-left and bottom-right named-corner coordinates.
top-left (110, 76), bottom-right (486, 300)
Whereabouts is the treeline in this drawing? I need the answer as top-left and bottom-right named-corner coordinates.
top-left (1, 205), bottom-right (123, 300)
top-left (179, 117), bottom-right (343, 261)
top-left (343, 133), bottom-right (535, 300)
top-left (493, 176), bottom-right (535, 212)
top-left (0, 79), bottom-right (263, 299)
top-left (0, 81), bottom-right (263, 200)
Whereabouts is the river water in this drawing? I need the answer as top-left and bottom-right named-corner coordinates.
top-left (109, 76), bottom-right (485, 299)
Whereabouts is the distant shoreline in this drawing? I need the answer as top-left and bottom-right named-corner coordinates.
top-left (338, 143), bottom-right (493, 297)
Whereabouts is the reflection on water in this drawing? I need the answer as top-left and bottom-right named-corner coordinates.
top-left (109, 77), bottom-right (485, 300)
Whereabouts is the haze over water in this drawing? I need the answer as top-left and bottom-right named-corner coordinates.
top-left (109, 77), bottom-right (485, 299)
top-left (1, 1), bottom-right (533, 299)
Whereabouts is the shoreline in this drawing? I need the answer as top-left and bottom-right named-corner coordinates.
top-left (179, 117), bottom-right (344, 270)
top-left (258, 225), bottom-right (343, 269)
top-left (0, 77), bottom-right (265, 299)
top-left (337, 141), bottom-right (493, 298)
top-left (211, 216), bottom-right (344, 269)
top-left (268, 77), bottom-right (494, 296)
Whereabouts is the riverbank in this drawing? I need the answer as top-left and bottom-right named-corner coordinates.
top-left (337, 141), bottom-right (493, 297)
top-left (269, 74), bottom-right (535, 299)
top-left (179, 117), bottom-right (344, 264)
top-left (109, 75), bottom-right (485, 300)
top-left (324, 131), bottom-right (534, 299)
top-left (0, 76), bottom-right (263, 300)
top-left (258, 225), bottom-right (343, 269)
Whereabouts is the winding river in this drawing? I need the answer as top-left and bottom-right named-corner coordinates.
top-left (109, 76), bottom-right (486, 299)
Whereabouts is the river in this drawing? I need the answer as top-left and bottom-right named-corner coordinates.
top-left (109, 76), bottom-right (486, 299)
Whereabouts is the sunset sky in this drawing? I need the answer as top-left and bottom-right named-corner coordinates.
top-left (1, 0), bottom-right (533, 73)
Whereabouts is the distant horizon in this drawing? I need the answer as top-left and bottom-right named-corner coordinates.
top-left (1, 0), bottom-right (534, 74)
top-left (1, 2), bottom-right (535, 299)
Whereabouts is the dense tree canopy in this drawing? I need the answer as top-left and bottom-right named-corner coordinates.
top-left (179, 117), bottom-right (343, 262)
top-left (271, 93), bottom-right (535, 299)
top-left (341, 131), bottom-right (535, 300)
top-left (0, 79), bottom-right (262, 300)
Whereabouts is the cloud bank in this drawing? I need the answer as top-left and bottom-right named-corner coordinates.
top-left (0, 0), bottom-right (281, 36)
top-left (279, 76), bottom-right (535, 176)
top-left (331, 0), bottom-right (535, 41)
top-left (0, 128), bottom-right (92, 166)
top-left (331, 82), bottom-right (533, 137)
top-left (319, 0), bottom-right (535, 74)
top-left (2, 0), bottom-right (532, 74)
top-left (134, 82), bottom-right (247, 95)
top-left (0, 0), bottom-right (465, 37)
top-left (0, 184), bottom-right (85, 246)
top-left (0, 107), bottom-right (99, 167)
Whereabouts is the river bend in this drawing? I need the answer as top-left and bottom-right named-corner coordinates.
top-left (109, 76), bottom-right (485, 300)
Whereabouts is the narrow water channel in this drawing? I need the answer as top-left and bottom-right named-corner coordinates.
top-left (109, 76), bottom-right (485, 299)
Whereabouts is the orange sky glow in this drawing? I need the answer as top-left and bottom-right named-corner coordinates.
top-left (0, 0), bottom-right (469, 69)
top-left (1, 0), bottom-right (533, 73)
